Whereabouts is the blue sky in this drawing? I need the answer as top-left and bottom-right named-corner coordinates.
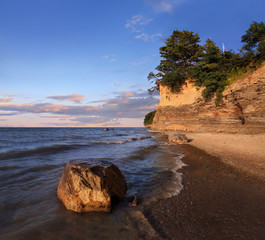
top-left (0, 0), bottom-right (264, 127)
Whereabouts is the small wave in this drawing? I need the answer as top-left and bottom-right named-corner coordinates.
top-left (1, 163), bottom-right (64, 185)
top-left (0, 145), bottom-right (78, 160)
top-left (139, 153), bottom-right (186, 206)
top-left (123, 145), bottom-right (158, 161)
top-left (104, 136), bottom-right (152, 144)
top-left (0, 165), bottom-right (21, 171)
top-left (20, 164), bottom-right (63, 175)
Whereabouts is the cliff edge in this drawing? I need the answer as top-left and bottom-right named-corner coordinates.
top-left (151, 64), bottom-right (265, 134)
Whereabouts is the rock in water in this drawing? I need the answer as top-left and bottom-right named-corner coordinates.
top-left (168, 133), bottom-right (189, 144)
top-left (131, 196), bottom-right (139, 207)
top-left (57, 160), bottom-right (127, 212)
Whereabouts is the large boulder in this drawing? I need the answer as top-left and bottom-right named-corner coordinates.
top-left (57, 160), bottom-right (127, 212)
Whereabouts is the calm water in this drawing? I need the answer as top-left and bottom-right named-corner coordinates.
top-left (0, 128), bottom-right (184, 239)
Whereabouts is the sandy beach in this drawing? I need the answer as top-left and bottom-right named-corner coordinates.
top-left (144, 144), bottom-right (265, 239)
top-left (186, 132), bottom-right (265, 181)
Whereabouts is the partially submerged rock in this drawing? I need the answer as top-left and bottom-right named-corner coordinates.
top-left (168, 133), bottom-right (189, 144)
top-left (131, 196), bottom-right (139, 207)
top-left (57, 160), bottom-right (127, 213)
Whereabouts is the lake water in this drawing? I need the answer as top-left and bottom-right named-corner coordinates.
top-left (0, 127), bottom-right (184, 239)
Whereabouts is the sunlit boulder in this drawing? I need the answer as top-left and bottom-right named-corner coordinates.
top-left (57, 160), bottom-right (127, 212)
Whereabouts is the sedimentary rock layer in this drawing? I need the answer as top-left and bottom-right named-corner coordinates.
top-left (151, 65), bottom-right (265, 134)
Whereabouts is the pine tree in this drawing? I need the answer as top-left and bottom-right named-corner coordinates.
top-left (190, 39), bottom-right (227, 104)
top-left (241, 21), bottom-right (265, 60)
top-left (148, 30), bottom-right (203, 92)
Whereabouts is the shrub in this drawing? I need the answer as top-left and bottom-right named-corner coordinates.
top-left (144, 110), bottom-right (156, 126)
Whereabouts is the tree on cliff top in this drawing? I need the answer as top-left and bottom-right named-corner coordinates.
top-left (190, 39), bottom-right (228, 104)
top-left (148, 30), bottom-right (203, 92)
top-left (241, 21), bottom-right (265, 60)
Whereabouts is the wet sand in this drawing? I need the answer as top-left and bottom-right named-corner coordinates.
top-left (144, 145), bottom-right (265, 240)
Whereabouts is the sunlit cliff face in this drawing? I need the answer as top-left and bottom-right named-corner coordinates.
top-left (151, 65), bottom-right (265, 134)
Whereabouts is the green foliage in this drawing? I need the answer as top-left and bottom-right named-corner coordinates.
top-left (227, 65), bottom-right (256, 84)
top-left (148, 30), bottom-right (203, 92)
top-left (148, 21), bottom-right (265, 105)
top-left (144, 110), bottom-right (156, 126)
top-left (190, 39), bottom-right (228, 103)
top-left (241, 21), bottom-right (265, 60)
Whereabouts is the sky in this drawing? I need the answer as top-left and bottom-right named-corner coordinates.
top-left (0, 0), bottom-right (264, 127)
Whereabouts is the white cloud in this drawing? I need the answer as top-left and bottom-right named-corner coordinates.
top-left (125, 15), bottom-right (154, 32)
top-left (145, 0), bottom-right (186, 13)
top-left (125, 15), bottom-right (161, 42)
top-left (135, 33), bottom-right (162, 42)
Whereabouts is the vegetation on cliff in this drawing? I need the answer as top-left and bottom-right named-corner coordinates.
top-left (148, 21), bottom-right (265, 105)
top-left (144, 110), bottom-right (156, 126)
top-left (148, 30), bottom-right (202, 92)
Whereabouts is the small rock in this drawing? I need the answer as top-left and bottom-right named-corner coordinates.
top-left (131, 196), bottom-right (139, 207)
top-left (168, 133), bottom-right (189, 144)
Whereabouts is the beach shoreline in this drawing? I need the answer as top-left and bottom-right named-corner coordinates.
top-left (151, 130), bottom-right (265, 181)
top-left (186, 132), bottom-right (265, 181)
top-left (144, 144), bottom-right (265, 239)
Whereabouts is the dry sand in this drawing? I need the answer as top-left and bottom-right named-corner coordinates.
top-left (185, 132), bottom-right (265, 180)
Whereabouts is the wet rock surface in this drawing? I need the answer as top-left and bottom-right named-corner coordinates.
top-left (57, 160), bottom-right (127, 212)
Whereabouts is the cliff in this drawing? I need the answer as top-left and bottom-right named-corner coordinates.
top-left (151, 64), bottom-right (265, 134)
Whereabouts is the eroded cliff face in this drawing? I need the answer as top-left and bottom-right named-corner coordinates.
top-left (151, 64), bottom-right (265, 134)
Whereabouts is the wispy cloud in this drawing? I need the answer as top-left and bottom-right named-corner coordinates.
top-left (0, 90), bottom-right (159, 126)
top-left (125, 15), bottom-right (161, 42)
top-left (0, 98), bottom-right (13, 103)
top-left (129, 84), bottom-right (142, 89)
top-left (145, 0), bottom-right (186, 13)
top-left (0, 112), bottom-right (18, 116)
top-left (125, 15), bottom-right (154, 32)
top-left (102, 55), bottom-right (117, 62)
top-left (135, 33), bottom-right (161, 42)
top-left (40, 115), bottom-right (71, 119)
top-left (0, 103), bottom-right (98, 115)
top-left (70, 116), bottom-right (120, 126)
top-left (131, 52), bottom-right (160, 68)
top-left (0, 94), bottom-right (15, 103)
top-left (47, 94), bottom-right (85, 104)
